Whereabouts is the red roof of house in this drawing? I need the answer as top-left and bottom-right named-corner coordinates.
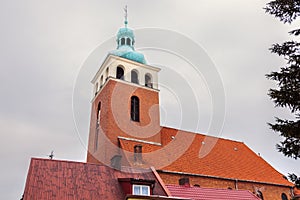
top-left (166, 184), bottom-right (260, 200)
top-left (23, 158), bottom-right (171, 200)
top-left (119, 126), bottom-right (292, 186)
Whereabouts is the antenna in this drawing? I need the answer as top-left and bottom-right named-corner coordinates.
top-left (48, 151), bottom-right (54, 160)
top-left (124, 5), bottom-right (128, 27)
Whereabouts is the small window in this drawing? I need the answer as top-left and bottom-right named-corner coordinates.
top-left (257, 191), bottom-right (264, 200)
top-left (131, 96), bottom-right (139, 122)
top-left (133, 185), bottom-right (150, 196)
top-left (281, 193), bottom-right (288, 200)
top-left (121, 38), bottom-right (125, 45)
top-left (134, 144), bottom-right (142, 163)
top-left (145, 74), bottom-right (152, 88)
top-left (131, 70), bottom-right (139, 84)
top-left (126, 38), bottom-right (131, 45)
top-left (116, 66), bottom-right (124, 80)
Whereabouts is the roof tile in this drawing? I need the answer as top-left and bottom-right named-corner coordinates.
top-left (119, 126), bottom-right (292, 186)
top-left (23, 158), bottom-right (168, 199)
top-left (166, 184), bottom-right (260, 200)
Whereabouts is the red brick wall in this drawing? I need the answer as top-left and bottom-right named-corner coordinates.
top-left (158, 171), bottom-right (291, 200)
top-left (87, 79), bottom-right (161, 165)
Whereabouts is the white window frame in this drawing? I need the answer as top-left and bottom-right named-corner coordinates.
top-left (132, 184), bottom-right (150, 196)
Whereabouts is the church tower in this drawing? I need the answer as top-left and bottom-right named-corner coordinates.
top-left (87, 10), bottom-right (161, 166)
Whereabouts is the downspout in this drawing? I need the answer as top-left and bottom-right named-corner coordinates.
top-left (235, 179), bottom-right (238, 190)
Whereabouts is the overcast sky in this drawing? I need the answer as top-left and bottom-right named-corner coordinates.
top-left (0, 1), bottom-right (299, 199)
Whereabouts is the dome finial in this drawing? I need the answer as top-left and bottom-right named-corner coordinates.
top-left (124, 5), bottom-right (128, 28)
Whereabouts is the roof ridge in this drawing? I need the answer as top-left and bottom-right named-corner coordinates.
top-left (161, 126), bottom-right (244, 144)
top-left (31, 157), bottom-right (108, 167)
top-left (166, 184), bottom-right (252, 191)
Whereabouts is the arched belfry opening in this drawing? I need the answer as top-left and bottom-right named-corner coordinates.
top-left (145, 73), bottom-right (153, 88)
top-left (126, 38), bottom-right (131, 45)
top-left (121, 38), bottom-right (125, 45)
top-left (131, 70), bottom-right (138, 84)
top-left (131, 96), bottom-right (140, 122)
top-left (94, 83), bottom-right (98, 96)
top-left (116, 66), bottom-right (124, 80)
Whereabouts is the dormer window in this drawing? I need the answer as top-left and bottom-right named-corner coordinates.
top-left (132, 184), bottom-right (150, 196)
top-left (118, 178), bottom-right (155, 197)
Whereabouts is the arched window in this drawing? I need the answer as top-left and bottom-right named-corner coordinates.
top-left (95, 101), bottom-right (101, 151)
top-left (145, 74), bottom-right (152, 88)
top-left (126, 38), bottom-right (131, 45)
top-left (121, 38), bottom-right (125, 45)
top-left (131, 70), bottom-right (139, 84)
top-left (105, 67), bottom-right (109, 80)
top-left (116, 66), bottom-right (124, 80)
top-left (281, 193), bottom-right (288, 200)
top-left (131, 96), bottom-right (139, 122)
top-left (96, 101), bottom-right (101, 125)
top-left (94, 83), bottom-right (99, 95)
top-left (100, 75), bottom-right (103, 86)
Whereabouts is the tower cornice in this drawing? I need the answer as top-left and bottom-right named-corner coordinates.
top-left (92, 54), bottom-right (160, 84)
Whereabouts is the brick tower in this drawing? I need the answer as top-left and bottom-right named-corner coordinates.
top-left (86, 15), bottom-right (161, 166)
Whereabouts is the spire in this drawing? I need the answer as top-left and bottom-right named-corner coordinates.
top-left (109, 6), bottom-right (146, 64)
top-left (124, 5), bottom-right (128, 28)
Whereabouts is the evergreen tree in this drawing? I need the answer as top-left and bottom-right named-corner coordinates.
top-left (265, 0), bottom-right (300, 159)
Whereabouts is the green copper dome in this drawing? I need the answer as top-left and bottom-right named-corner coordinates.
top-left (110, 46), bottom-right (146, 64)
top-left (117, 27), bottom-right (135, 42)
top-left (109, 25), bottom-right (146, 64)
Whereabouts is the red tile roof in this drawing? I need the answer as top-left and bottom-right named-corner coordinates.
top-left (23, 158), bottom-right (169, 200)
top-left (166, 184), bottom-right (260, 200)
top-left (119, 126), bottom-right (292, 186)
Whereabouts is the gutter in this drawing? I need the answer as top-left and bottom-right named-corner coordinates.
top-left (157, 169), bottom-right (293, 188)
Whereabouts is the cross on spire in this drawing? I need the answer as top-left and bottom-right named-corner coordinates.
top-left (124, 5), bottom-right (128, 27)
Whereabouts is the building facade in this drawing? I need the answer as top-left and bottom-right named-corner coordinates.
top-left (86, 19), bottom-right (293, 200)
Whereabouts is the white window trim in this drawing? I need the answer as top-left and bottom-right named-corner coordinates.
top-left (132, 184), bottom-right (150, 196)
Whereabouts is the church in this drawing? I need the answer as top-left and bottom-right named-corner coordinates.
top-left (22, 13), bottom-right (295, 200)
top-left (85, 14), bottom-right (293, 200)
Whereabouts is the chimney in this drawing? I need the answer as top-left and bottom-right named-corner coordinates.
top-left (179, 177), bottom-right (190, 187)
top-left (134, 144), bottom-right (143, 164)
top-left (110, 155), bottom-right (122, 170)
